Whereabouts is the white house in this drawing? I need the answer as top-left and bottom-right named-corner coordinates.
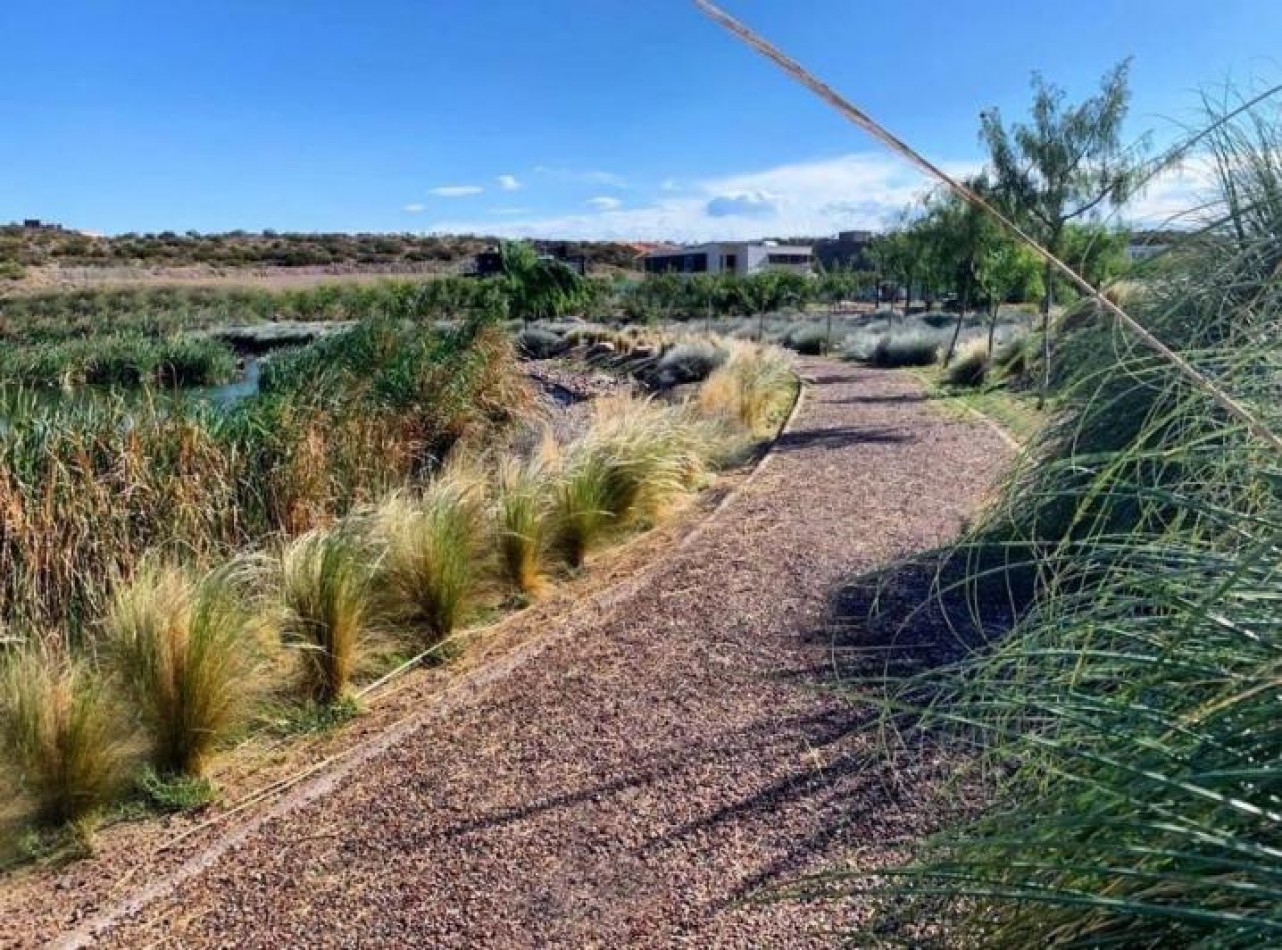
top-left (641, 241), bottom-right (812, 277)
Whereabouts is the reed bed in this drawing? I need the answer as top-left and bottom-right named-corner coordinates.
top-left (0, 323), bottom-right (793, 849)
top-left (0, 317), bottom-right (526, 639)
top-left (0, 334), bottom-right (238, 389)
top-left (0, 278), bottom-right (505, 345)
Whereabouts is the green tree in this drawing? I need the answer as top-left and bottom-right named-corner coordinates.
top-left (498, 240), bottom-right (585, 327)
top-left (868, 226), bottom-right (920, 318)
top-left (981, 60), bottom-right (1143, 399)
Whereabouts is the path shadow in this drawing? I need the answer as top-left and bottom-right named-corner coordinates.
top-left (772, 425), bottom-right (913, 452)
top-left (804, 545), bottom-right (1033, 682)
top-left (420, 546), bottom-right (1033, 935)
top-left (825, 393), bottom-right (927, 406)
top-left (805, 371), bottom-right (866, 386)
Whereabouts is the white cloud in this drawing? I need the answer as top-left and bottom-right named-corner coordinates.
top-left (706, 190), bottom-right (777, 218)
top-left (534, 166), bottom-right (629, 188)
top-left (1123, 157), bottom-right (1219, 227)
top-left (497, 174), bottom-right (522, 191)
top-left (429, 152), bottom-right (975, 241)
top-left (587, 196), bottom-right (622, 211)
top-left (403, 203), bottom-right (426, 213)
top-left (429, 185), bottom-right (484, 198)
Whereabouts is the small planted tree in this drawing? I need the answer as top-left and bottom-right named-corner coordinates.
top-left (981, 59), bottom-right (1143, 401)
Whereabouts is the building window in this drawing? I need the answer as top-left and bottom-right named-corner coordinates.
top-left (767, 253), bottom-right (810, 266)
top-left (644, 253), bottom-right (708, 274)
top-left (722, 253), bottom-right (737, 272)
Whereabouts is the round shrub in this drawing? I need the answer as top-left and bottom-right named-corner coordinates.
top-left (514, 327), bottom-right (568, 359)
top-left (656, 341), bottom-right (728, 387)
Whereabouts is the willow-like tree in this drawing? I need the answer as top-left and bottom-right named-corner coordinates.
top-left (981, 60), bottom-right (1143, 401)
top-left (499, 240), bottom-right (585, 327)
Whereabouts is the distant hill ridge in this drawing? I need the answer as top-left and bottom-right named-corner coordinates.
top-left (0, 225), bottom-right (641, 272)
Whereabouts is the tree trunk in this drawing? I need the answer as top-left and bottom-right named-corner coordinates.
top-left (902, 279), bottom-right (912, 319)
top-left (942, 279), bottom-right (970, 367)
top-left (825, 307), bottom-right (833, 355)
top-left (987, 299), bottom-right (999, 356)
top-left (1039, 255), bottom-right (1054, 408)
top-left (757, 309), bottom-right (765, 342)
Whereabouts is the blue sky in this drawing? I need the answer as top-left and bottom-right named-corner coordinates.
top-left (1, 0), bottom-right (1277, 239)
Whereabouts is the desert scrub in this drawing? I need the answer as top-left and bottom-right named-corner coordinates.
top-left (106, 562), bottom-right (265, 778)
top-left (277, 527), bottom-right (377, 704)
top-left (698, 341), bottom-right (795, 434)
top-left (376, 474), bottom-right (486, 646)
top-left (0, 649), bottom-right (136, 830)
top-left (782, 323), bottom-right (831, 355)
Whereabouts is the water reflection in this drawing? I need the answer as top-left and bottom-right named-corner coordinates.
top-left (0, 357), bottom-right (263, 433)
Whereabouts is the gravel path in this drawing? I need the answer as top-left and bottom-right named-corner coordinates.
top-left (28, 359), bottom-right (1011, 948)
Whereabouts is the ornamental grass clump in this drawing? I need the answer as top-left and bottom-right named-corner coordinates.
top-left (106, 562), bottom-right (264, 778)
top-left (376, 473), bottom-right (486, 645)
top-left (548, 449), bottom-right (613, 570)
top-left (550, 395), bottom-right (713, 567)
top-left (277, 526), bottom-right (376, 704)
top-left (866, 332), bottom-right (940, 368)
top-left (698, 341), bottom-right (795, 433)
top-left (0, 649), bottom-right (137, 830)
top-left (839, 91), bottom-right (1282, 947)
top-left (493, 455), bottom-right (553, 596)
top-left (943, 337), bottom-right (990, 387)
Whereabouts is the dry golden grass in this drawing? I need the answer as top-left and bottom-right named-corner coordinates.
top-left (106, 562), bottom-right (266, 777)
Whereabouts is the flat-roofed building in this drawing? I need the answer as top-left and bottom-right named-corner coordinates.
top-left (642, 241), bottom-right (812, 276)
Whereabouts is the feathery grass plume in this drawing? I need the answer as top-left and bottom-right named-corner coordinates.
top-left (494, 455), bottom-right (553, 595)
top-left (376, 474), bottom-right (485, 644)
top-left (550, 395), bottom-right (714, 566)
top-left (277, 526), bottom-right (376, 704)
top-left (698, 341), bottom-right (795, 434)
top-left (0, 648), bottom-right (137, 830)
top-left (943, 337), bottom-right (990, 387)
top-left (813, 90), bottom-right (1282, 946)
top-left (548, 449), bottom-right (612, 569)
top-left (584, 394), bottom-right (709, 519)
top-left (106, 562), bottom-right (264, 777)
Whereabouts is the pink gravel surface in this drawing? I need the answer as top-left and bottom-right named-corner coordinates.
top-left (11, 358), bottom-right (1012, 948)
